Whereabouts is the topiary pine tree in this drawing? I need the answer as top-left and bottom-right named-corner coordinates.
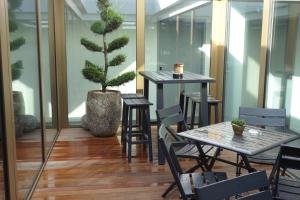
top-left (81, 0), bottom-right (135, 92)
top-left (9, 0), bottom-right (26, 81)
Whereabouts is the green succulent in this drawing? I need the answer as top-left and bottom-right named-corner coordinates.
top-left (231, 119), bottom-right (246, 127)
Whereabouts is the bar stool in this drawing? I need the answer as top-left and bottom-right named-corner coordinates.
top-left (121, 93), bottom-right (144, 140)
top-left (183, 92), bottom-right (201, 121)
top-left (190, 96), bottom-right (222, 129)
top-left (122, 98), bottom-right (153, 163)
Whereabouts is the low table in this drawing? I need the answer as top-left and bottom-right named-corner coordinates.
top-left (178, 122), bottom-right (300, 172)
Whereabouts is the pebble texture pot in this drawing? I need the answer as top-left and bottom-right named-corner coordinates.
top-left (81, 90), bottom-right (121, 137)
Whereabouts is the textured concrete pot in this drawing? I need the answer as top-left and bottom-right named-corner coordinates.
top-left (81, 90), bottom-right (121, 137)
top-left (13, 91), bottom-right (25, 115)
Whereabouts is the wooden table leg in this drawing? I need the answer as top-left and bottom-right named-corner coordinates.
top-left (157, 83), bottom-right (165, 165)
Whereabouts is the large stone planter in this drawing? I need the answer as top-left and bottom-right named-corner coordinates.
top-left (13, 91), bottom-right (25, 115)
top-left (81, 90), bottom-right (121, 137)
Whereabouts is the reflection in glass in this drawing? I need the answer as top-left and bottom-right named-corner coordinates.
top-left (266, 1), bottom-right (300, 133)
top-left (40, 0), bottom-right (58, 154)
top-left (145, 0), bottom-right (212, 118)
top-left (65, 0), bottom-right (137, 124)
top-left (0, 34), bottom-right (7, 200)
top-left (8, 0), bottom-right (43, 198)
top-left (224, 0), bottom-right (263, 121)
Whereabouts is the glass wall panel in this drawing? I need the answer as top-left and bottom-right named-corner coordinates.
top-left (8, 0), bottom-right (43, 198)
top-left (40, 0), bottom-right (58, 154)
top-left (65, 0), bottom-right (137, 124)
top-left (224, 0), bottom-right (263, 121)
top-left (145, 0), bottom-right (212, 119)
top-left (266, 1), bottom-right (300, 133)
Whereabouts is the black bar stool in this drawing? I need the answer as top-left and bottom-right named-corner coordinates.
top-left (190, 96), bottom-right (222, 129)
top-left (183, 92), bottom-right (200, 121)
top-left (122, 98), bottom-right (153, 163)
top-left (121, 93), bottom-right (144, 139)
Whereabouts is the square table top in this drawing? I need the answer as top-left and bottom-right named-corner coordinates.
top-left (178, 122), bottom-right (300, 156)
top-left (139, 71), bottom-right (215, 84)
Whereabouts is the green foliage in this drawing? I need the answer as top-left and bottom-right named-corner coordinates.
top-left (231, 119), bottom-right (246, 127)
top-left (97, 0), bottom-right (110, 10)
top-left (109, 54), bottom-right (126, 66)
top-left (82, 66), bottom-right (106, 84)
top-left (81, 0), bottom-right (135, 91)
top-left (107, 36), bottom-right (129, 53)
top-left (11, 61), bottom-right (23, 81)
top-left (9, 0), bottom-right (26, 81)
top-left (91, 21), bottom-right (105, 35)
top-left (8, 0), bottom-right (23, 10)
top-left (9, 20), bottom-right (18, 32)
top-left (107, 72), bottom-right (136, 87)
top-left (102, 8), bottom-right (123, 33)
top-left (85, 60), bottom-right (104, 72)
top-left (10, 37), bottom-right (25, 51)
top-left (81, 38), bottom-right (103, 52)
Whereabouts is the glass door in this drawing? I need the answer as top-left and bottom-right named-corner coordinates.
top-left (224, 0), bottom-right (263, 120)
top-left (265, 0), bottom-right (300, 133)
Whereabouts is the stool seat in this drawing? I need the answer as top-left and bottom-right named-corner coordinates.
top-left (121, 93), bottom-right (144, 99)
top-left (191, 96), bottom-right (222, 104)
top-left (183, 92), bottom-right (201, 98)
top-left (123, 98), bottom-right (153, 107)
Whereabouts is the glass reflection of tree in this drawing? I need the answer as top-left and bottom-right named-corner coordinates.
top-left (9, 0), bottom-right (25, 80)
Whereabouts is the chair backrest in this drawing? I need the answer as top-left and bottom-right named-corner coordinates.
top-left (196, 171), bottom-right (272, 200)
top-left (158, 124), bottom-right (185, 196)
top-left (156, 105), bottom-right (188, 140)
top-left (271, 145), bottom-right (300, 197)
top-left (239, 107), bottom-right (286, 128)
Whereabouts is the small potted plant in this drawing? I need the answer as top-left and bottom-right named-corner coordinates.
top-left (231, 119), bottom-right (246, 135)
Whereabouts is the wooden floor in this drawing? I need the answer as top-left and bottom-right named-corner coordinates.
top-left (32, 127), bottom-right (271, 200)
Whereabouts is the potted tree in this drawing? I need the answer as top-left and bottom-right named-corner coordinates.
top-left (231, 119), bottom-right (246, 135)
top-left (81, 0), bottom-right (135, 137)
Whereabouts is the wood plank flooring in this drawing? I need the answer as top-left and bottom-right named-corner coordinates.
top-left (32, 127), bottom-right (271, 200)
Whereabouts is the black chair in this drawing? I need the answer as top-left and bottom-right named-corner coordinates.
top-left (196, 170), bottom-right (272, 200)
top-left (236, 107), bottom-right (286, 175)
top-left (159, 124), bottom-right (227, 200)
top-left (122, 98), bottom-right (153, 163)
top-left (270, 144), bottom-right (300, 200)
top-left (156, 105), bottom-right (218, 172)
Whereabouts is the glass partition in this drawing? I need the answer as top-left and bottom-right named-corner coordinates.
top-left (8, 0), bottom-right (43, 198)
top-left (265, 1), bottom-right (300, 133)
top-left (145, 0), bottom-right (212, 119)
top-left (224, 0), bottom-right (263, 121)
top-left (40, 0), bottom-right (58, 155)
top-left (65, 0), bottom-right (137, 124)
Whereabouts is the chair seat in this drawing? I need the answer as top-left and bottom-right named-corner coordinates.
top-left (247, 146), bottom-right (280, 164)
top-left (180, 172), bottom-right (227, 197)
top-left (277, 176), bottom-right (300, 200)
